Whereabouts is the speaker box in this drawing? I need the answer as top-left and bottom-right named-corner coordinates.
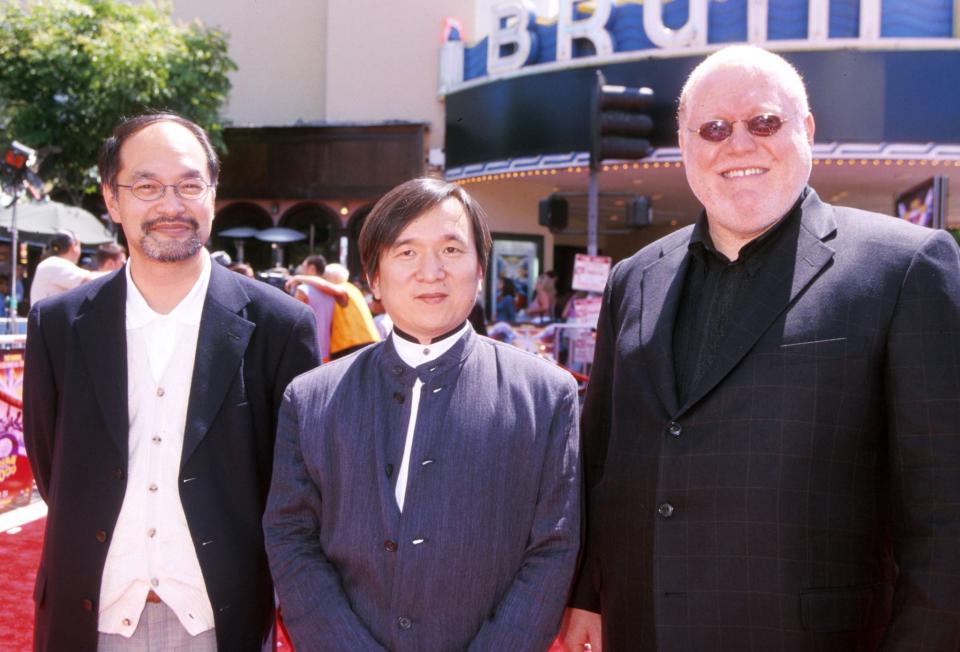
top-left (626, 196), bottom-right (651, 228)
top-left (538, 195), bottom-right (568, 231)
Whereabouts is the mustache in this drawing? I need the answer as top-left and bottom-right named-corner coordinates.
top-left (142, 216), bottom-right (200, 232)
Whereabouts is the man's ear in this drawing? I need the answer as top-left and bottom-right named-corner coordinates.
top-left (103, 185), bottom-right (122, 225)
top-left (804, 112), bottom-right (816, 145)
top-left (368, 272), bottom-right (380, 301)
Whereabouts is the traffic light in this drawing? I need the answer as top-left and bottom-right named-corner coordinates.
top-left (538, 194), bottom-right (568, 232)
top-left (590, 71), bottom-right (654, 171)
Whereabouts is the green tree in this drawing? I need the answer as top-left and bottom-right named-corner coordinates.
top-left (0, 0), bottom-right (235, 205)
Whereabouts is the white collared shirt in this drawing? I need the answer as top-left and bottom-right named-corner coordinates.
top-left (98, 251), bottom-right (215, 637)
top-left (391, 322), bottom-right (470, 512)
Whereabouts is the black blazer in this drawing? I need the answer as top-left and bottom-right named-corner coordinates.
top-left (571, 190), bottom-right (960, 651)
top-left (24, 262), bottom-right (319, 652)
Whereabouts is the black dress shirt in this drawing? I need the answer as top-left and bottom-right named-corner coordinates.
top-left (673, 191), bottom-right (807, 402)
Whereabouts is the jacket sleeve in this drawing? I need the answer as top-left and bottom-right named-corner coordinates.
top-left (881, 230), bottom-right (960, 650)
top-left (272, 305), bottom-right (320, 418)
top-left (568, 265), bottom-right (620, 614)
top-left (263, 385), bottom-right (387, 652)
top-left (467, 377), bottom-right (582, 651)
top-left (23, 304), bottom-right (57, 501)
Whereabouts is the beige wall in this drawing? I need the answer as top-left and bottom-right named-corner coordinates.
top-left (324, 0), bottom-right (474, 150)
top-left (168, 0), bottom-right (474, 151)
top-left (170, 0), bottom-right (328, 126)
top-left (465, 180), bottom-right (557, 271)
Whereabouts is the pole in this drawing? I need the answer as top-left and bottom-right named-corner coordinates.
top-left (587, 168), bottom-right (599, 256)
top-left (8, 187), bottom-right (19, 334)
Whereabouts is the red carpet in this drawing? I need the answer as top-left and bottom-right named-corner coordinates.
top-left (0, 517), bottom-right (44, 652)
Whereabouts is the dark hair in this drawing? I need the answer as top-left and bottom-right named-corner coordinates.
top-left (45, 230), bottom-right (78, 259)
top-left (228, 262), bottom-right (254, 277)
top-left (302, 254), bottom-right (327, 274)
top-left (98, 112), bottom-right (219, 193)
top-left (500, 276), bottom-right (516, 296)
top-left (95, 242), bottom-right (126, 266)
top-left (359, 177), bottom-right (492, 281)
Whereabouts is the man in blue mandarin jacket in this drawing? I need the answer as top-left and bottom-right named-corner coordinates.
top-left (264, 178), bottom-right (581, 651)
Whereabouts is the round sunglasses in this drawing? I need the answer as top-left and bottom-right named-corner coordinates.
top-left (690, 113), bottom-right (787, 143)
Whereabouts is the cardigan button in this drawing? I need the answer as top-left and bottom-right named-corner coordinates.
top-left (397, 616), bottom-right (412, 630)
top-left (383, 540), bottom-right (398, 552)
top-left (81, 598), bottom-right (94, 611)
top-left (667, 421), bottom-right (682, 437)
top-left (114, 468), bottom-right (124, 480)
top-left (658, 502), bottom-right (675, 518)
top-left (95, 530), bottom-right (107, 543)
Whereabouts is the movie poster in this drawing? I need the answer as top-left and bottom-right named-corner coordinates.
top-left (0, 337), bottom-right (30, 513)
top-left (489, 236), bottom-right (541, 321)
top-left (895, 177), bottom-right (947, 229)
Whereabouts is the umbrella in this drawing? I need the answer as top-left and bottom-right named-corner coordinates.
top-left (0, 200), bottom-right (114, 245)
top-left (254, 227), bottom-right (306, 243)
top-left (217, 226), bottom-right (260, 238)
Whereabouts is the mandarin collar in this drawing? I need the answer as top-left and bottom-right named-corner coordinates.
top-left (391, 322), bottom-right (471, 368)
top-left (382, 325), bottom-right (477, 388)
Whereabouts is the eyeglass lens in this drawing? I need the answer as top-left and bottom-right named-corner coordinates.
top-left (131, 180), bottom-right (208, 200)
top-left (697, 114), bottom-right (785, 142)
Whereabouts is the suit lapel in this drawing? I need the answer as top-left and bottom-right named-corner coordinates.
top-left (75, 272), bottom-right (129, 457)
top-left (678, 191), bottom-right (837, 414)
top-left (640, 240), bottom-right (690, 416)
top-left (181, 264), bottom-right (254, 471)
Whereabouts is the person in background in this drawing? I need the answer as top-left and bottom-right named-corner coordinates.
top-left (209, 250), bottom-right (232, 267)
top-left (468, 293), bottom-right (487, 336)
top-left (522, 271), bottom-right (557, 322)
top-left (369, 294), bottom-right (394, 340)
top-left (96, 242), bottom-right (127, 272)
top-left (495, 276), bottom-right (518, 323)
top-left (228, 262), bottom-right (255, 278)
top-left (287, 261), bottom-right (380, 359)
top-left (30, 229), bottom-right (104, 305)
top-left (291, 254), bottom-right (336, 361)
top-left (264, 177), bottom-right (580, 651)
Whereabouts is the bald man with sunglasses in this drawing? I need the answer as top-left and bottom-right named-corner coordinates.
top-left (562, 46), bottom-right (960, 651)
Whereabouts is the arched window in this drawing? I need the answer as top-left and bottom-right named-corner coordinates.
top-left (212, 203), bottom-right (274, 270)
top-left (279, 203), bottom-right (343, 271)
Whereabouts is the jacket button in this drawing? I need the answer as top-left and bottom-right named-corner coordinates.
top-left (114, 468), bottom-right (124, 480)
top-left (95, 530), bottom-right (107, 543)
top-left (667, 421), bottom-right (682, 437)
top-left (81, 598), bottom-right (94, 611)
top-left (397, 616), bottom-right (412, 630)
top-left (383, 540), bottom-right (397, 552)
top-left (658, 502), bottom-right (675, 518)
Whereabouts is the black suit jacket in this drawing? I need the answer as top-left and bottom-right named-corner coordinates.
top-left (24, 262), bottom-right (319, 652)
top-left (572, 190), bottom-right (960, 651)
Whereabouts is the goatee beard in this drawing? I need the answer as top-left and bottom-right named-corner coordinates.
top-left (139, 217), bottom-right (204, 263)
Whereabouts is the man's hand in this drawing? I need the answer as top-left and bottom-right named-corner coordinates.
top-left (284, 275), bottom-right (303, 293)
top-left (558, 608), bottom-right (602, 651)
